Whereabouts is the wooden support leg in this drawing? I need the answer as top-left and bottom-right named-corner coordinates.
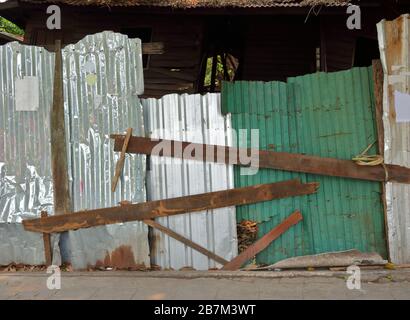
top-left (41, 211), bottom-right (53, 266)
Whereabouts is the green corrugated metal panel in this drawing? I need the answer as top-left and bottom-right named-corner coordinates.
top-left (222, 67), bottom-right (387, 265)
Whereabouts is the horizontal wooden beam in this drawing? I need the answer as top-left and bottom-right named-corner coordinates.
top-left (23, 179), bottom-right (318, 234)
top-left (142, 42), bottom-right (164, 55)
top-left (222, 210), bottom-right (303, 271)
top-left (111, 135), bottom-right (410, 184)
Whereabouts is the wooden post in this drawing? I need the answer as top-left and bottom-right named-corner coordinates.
top-left (50, 40), bottom-right (72, 215)
top-left (41, 211), bottom-right (53, 266)
top-left (372, 59), bottom-right (390, 260)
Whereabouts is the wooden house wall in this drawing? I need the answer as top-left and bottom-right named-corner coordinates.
top-left (20, 8), bottom-right (387, 97)
top-left (23, 10), bottom-right (204, 98)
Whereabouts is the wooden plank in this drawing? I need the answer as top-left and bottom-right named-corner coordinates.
top-left (149, 67), bottom-right (197, 82)
top-left (50, 40), bottom-right (72, 215)
top-left (372, 60), bottom-right (385, 157)
top-left (372, 59), bottom-right (390, 260)
top-left (144, 83), bottom-right (193, 91)
top-left (111, 135), bottom-right (410, 184)
top-left (23, 179), bottom-right (319, 234)
top-left (143, 219), bottom-right (228, 266)
top-left (41, 211), bottom-right (53, 266)
top-left (222, 210), bottom-right (303, 271)
top-left (142, 42), bottom-right (164, 55)
top-left (111, 128), bottom-right (132, 192)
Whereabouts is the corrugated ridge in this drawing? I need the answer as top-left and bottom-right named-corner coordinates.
top-left (142, 93), bottom-right (238, 270)
top-left (0, 42), bottom-right (55, 223)
top-left (222, 67), bottom-right (387, 265)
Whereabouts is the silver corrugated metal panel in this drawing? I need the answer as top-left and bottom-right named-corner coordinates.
top-left (377, 15), bottom-right (410, 264)
top-left (0, 33), bottom-right (149, 268)
top-left (0, 42), bottom-right (54, 223)
top-left (0, 42), bottom-right (60, 266)
top-left (0, 224), bottom-right (61, 265)
top-left (142, 93), bottom-right (238, 270)
top-left (62, 32), bottom-right (149, 270)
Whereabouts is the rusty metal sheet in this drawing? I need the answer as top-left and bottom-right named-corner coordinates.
top-left (377, 15), bottom-right (410, 264)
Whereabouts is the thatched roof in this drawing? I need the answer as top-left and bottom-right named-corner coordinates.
top-left (20, 0), bottom-right (350, 8)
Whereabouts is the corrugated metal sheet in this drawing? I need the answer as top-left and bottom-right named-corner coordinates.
top-left (0, 33), bottom-right (149, 268)
top-left (222, 67), bottom-right (387, 265)
top-left (0, 42), bottom-right (59, 265)
top-left (377, 15), bottom-right (410, 264)
top-left (0, 42), bottom-right (54, 223)
top-left (62, 32), bottom-right (148, 270)
top-left (142, 93), bottom-right (238, 270)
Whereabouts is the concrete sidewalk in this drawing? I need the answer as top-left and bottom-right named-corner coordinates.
top-left (0, 270), bottom-right (409, 300)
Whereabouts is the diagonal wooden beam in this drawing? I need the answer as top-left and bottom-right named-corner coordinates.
top-left (143, 219), bottom-right (228, 266)
top-left (23, 179), bottom-right (319, 234)
top-left (111, 135), bottom-right (410, 184)
top-left (222, 210), bottom-right (303, 271)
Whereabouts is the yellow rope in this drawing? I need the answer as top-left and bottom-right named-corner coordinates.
top-left (352, 142), bottom-right (389, 181)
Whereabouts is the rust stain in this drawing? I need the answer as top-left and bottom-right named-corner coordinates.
top-left (385, 16), bottom-right (404, 121)
top-left (95, 245), bottom-right (147, 270)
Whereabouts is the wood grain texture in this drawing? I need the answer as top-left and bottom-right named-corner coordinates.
top-left (41, 211), bottom-right (53, 266)
top-left (111, 135), bottom-right (410, 184)
top-left (111, 128), bottom-right (133, 192)
top-left (143, 219), bottom-right (228, 265)
top-left (222, 210), bottom-right (303, 270)
top-left (23, 179), bottom-right (319, 234)
top-left (50, 40), bottom-right (72, 215)
top-left (372, 59), bottom-right (390, 260)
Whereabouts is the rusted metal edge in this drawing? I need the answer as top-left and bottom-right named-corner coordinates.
top-left (111, 135), bottom-right (410, 184)
top-left (222, 210), bottom-right (303, 271)
top-left (23, 179), bottom-right (319, 234)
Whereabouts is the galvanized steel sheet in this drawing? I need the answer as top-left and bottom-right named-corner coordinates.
top-left (0, 32), bottom-right (149, 268)
top-left (377, 15), bottom-right (410, 264)
top-left (62, 32), bottom-right (148, 269)
top-left (142, 93), bottom-right (238, 270)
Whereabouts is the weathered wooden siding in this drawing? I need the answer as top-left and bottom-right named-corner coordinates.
top-left (23, 9), bottom-right (204, 98)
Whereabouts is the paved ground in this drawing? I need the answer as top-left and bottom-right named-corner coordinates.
top-left (1, 270), bottom-right (409, 300)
